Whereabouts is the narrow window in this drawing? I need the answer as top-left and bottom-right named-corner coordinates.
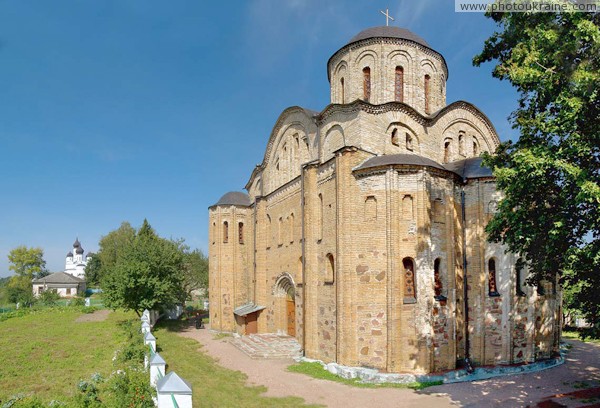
top-left (459, 132), bottom-right (465, 156)
top-left (238, 222), bottom-right (244, 244)
top-left (318, 193), bottom-right (324, 241)
top-left (473, 137), bottom-right (479, 156)
top-left (365, 196), bottom-right (377, 221)
top-left (405, 133), bottom-right (413, 151)
top-left (363, 67), bottom-right (371, 102)
top-left (391, 128), bottom-right (399, 146)
top-left (340, 77), bottom-right (345, 103)
top-left (395, 66), bottom-right (404, 102)
top-left (289, 213), bottom-right (294, 243)
top-left (433, 198), bottom-right (445, 223)
top-left (266, 215), bottom-right (271, 249)
top-left (212, 222), bottom-right (216, 244)
top-left (424, 74), bottom-right (431, 114)
top-left (516, 259), bottom-right (525, 296)
top-left (326, 253), bottom-right (335, 284)
top-left (298, 256), bottom-right (303, 277)
top-left (278, 217), bottom-right (283, 245)
top-left (402, 195), bottom-right (413, 220)
top-left (488, 258), bottom-right (499, 296)
top-left (443, 140), bottom-right (451, 163)
top-left (403, 257), bottom-right (416, 303)
top-left (434, 258), bottom-right (446, 301)
top-left (223, 221), bottom-right (229, 243)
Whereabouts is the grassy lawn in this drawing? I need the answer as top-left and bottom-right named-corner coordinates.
top-left (287, 361), bottom-right (442, 390)
top-left (0, 307), bottom-right (134, 403)
top-left (563, 330), bottom-right (600, 345)
top-left (153, 320), bottom-right (320, 407)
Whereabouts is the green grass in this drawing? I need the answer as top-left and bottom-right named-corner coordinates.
top-left (287, 361), bottom-right (443, 390)
top-left (0, 308), bottom-right (135, 403)
top-left (562, 330), bottom-right (600, 345)
top-left (154, 319), bottom-right (321, 407)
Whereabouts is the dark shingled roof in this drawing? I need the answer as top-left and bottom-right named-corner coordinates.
top-left (213, 191), bottom-right (252, 207)
top-left (347, 26), bottom-right (430, 48)
top-left (444, 157), bottom-right (493, 179)
top-left (354, 154), bottom-right (447, 172)
top-left (32, 271), bottom-right (85, 284)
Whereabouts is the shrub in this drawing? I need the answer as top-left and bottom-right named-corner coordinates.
top-left (104, 369), bottom-right (155, 408)
top-left (38, 291), bottom-right (60, 306)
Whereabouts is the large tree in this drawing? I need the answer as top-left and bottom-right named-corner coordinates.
top-left (8, 246), bottom-right (48, 279)
top-left (101, 220), bottom-right (186, 316)
top-left (85, 222), bottom-right (136, 286)
top-left (474, 10), bottom-right (599, 336)
top-left (181, 248), bottom-right (209, 301)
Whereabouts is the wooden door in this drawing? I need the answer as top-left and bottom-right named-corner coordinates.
top-left (246, 312), bottom-right (257, 334)
top-left (286, 299), bottom-right (296, 337)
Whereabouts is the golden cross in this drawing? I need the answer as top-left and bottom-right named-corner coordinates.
top-left (380, 8), bottom-right (395, 26)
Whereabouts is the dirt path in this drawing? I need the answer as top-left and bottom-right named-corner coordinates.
top-left (75, 309), bottom-right (111, 322)
top-left (178, 324), bottom-right (453, 408)
top-left (179, 323), bottom-right (600, 407)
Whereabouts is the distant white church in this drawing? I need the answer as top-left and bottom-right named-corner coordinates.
top-left (64, 238), bottom-right (91, 279)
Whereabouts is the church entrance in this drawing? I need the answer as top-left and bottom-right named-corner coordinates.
top-left (274, 273), bottom-right (296, 338)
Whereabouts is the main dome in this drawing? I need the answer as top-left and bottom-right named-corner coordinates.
top-left (346, 26), bottom-right (430, 48)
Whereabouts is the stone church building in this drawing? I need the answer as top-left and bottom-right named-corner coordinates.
top-left (209, 26), bottom-right (561, 374)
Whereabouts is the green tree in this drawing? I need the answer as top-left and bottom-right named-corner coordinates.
top-left (8, 246), bottom-right (47, 279)
top-left (84, 255), bottom-right (103, 287)
top-left (101, 219), bottom-right (186, 316)
top-left (182, 248), bottom-right (209, 300)
top-left (86, 222), bottom-right (136, 286)
top-left (474, 9), bottom-right (599, 336)
top-left (6, 275), bottom-right (36, 306)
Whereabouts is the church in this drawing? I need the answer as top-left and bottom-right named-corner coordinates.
top-left (208, 26), bottom-right (561, 374)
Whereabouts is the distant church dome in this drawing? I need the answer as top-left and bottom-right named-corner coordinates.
top-left (66, 251), bottom-right (73, 258)
top-left (346, 26), bottom-right (431, 48)
top-left (73, 238), bottom-right (81, 248)
top-left (76, 246), bottom-right (84, 255)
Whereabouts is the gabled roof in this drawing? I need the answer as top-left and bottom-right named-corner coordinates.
top-left (32, 272), bottom-right (85, 284)
top-left (156, 372), bottom-right (192, 394)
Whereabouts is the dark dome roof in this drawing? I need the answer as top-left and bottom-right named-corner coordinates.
top-left (66, 251), bottom-right (73, 258)
top-left (73, 238), bottom-right (81, 248)
top-left (444, 157), bottom-right (493, 179)
top-left (347, 26), bottom-right (430, 48)
top-left (354, 154), bottom-right (446, 172)
top-left (76, 246), bottom-right (84, 254)
top-left (213, 191), bottom-right (252, 207)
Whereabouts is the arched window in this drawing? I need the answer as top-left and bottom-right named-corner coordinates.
top-left (223, 221), bottom-right (229, 244)
top-left (405, 133), bottom-right (414, 151)
top-left (212, 222), bottom-right (216, 244)
top-left (473, 137), bottom-right (479, 156)
top-left (340, 77), bottom-right (345, 103)
top-left (326, 253), bottom-right (334, 284)
top-left (434, 258), bottom-right (446, 300)
top-left (488, 258), bottom-right (500, 296)
top-left (318, 193), bottom-right (324, 241)
top-left (391, 128), bottom-right (399, 146)
top-left (443, 139), bottom-right (451, 163)
top-left (402, 195), bottom-right (413, 220)
top-left (424, 74), bottom-right (431, 114)
top-left (363, 67), bottom-right (371, 102)
top-left (395, 66), bottom-right (404, 102)
top-left (289, 213), bottom-right (294, 243)
top-left (238, 222), bottom-right (244, 244)
top-left (403, 257), bottom-right (416, 303)
top-left (278, 217), bottom-right (283, 245)
top-left (459, 132), bottom-right (465, 156)
top-left (365, 196), bottom-right (377, 221)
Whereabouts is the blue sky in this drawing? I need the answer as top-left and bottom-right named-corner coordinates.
top-left (0, 0), bottom-right (520, 277)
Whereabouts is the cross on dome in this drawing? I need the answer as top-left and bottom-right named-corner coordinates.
top-left (380, 8), bottom-right (395, 26)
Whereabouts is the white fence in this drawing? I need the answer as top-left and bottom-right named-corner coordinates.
top-left (141, 309), bottom-right (193, 408)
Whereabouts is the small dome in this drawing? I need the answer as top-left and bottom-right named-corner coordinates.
top-left (66, 251), bottom-right (73, 258)
top-left (212, 191), bottom-right (252, 207)
top-left (76, 246), bottom-right (84, 254)
top-left (354, 154), bottom-right (447, 172)
top-left (86, 252), bottom-right (94, 259)
top-left (73, 238), bottom-right (81, 248)
top-left (346, 26), bottom-right (430, 49)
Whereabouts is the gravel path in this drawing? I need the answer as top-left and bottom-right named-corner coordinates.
top-left (179, 323), bottom-right (600, 408)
